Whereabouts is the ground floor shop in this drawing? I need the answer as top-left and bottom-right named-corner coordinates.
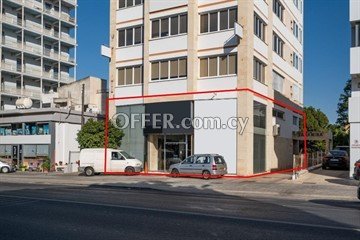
top-left (115, 96), bottom-right (302, 176)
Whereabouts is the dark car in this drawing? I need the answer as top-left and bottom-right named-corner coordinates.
top-left (322, 150), bottom-right (350, 170)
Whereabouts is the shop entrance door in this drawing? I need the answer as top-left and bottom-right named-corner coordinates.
top-left (157, 135), bottom-right (192, 172)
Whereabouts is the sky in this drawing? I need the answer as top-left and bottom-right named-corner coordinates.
top-left (76, 0), bottom-right (350, 124)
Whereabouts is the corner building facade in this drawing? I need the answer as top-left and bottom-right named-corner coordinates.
top-left (108, 0), bottom-right (304, 175)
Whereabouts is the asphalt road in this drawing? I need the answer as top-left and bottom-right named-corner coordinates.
top-left (0, 182), bottom-right (359, 240)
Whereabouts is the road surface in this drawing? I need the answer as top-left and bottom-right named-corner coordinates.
top-left (0, 182), bottom-right (359, 240)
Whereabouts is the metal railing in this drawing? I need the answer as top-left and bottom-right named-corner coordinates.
top-left (43, 49), bottom-right (59, 59)
top-left (60, 53), bottom-right (75, 63)
top-left (60, 75), bottom-right (74, 82)
top-left (24, 0), bottom-right (43, 11)
top-left (23, 66), bottom-right (42, 77)
top-left (43, 8), bottom-right (60, 18)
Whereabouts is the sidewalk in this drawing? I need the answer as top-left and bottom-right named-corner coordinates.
top-left (0, 169), bottom-right (358, 201)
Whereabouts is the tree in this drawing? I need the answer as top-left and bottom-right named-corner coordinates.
top-left (336, 79), bottom-right (351, 126)
top-left (331, 79), bottom-right (351, 147)
top-left (301, 106), bottom-right (330, 152)
top-left (77, 119), bottom-right (124, 149)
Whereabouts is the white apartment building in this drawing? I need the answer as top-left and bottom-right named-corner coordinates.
top-left (0, 0), bottom-right (77, 110)
top-left (350, 0), bottom-right (360, 176)
top-left (108, 0), bottom-right (304, 176)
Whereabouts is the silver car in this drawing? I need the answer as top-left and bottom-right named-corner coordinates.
top-left (169, 154), bottom-right (227, 179)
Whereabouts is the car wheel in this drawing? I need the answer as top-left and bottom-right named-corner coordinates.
top-left (202, 170), bottom-right (211, 180)
top-left (171, 169), bottom-right (179, 178)
top-left (84, 167), bottom-right (95, 176)
top-left (125, 167), bottom-right (135, 174)
top-left (1, 167), bottom-right (10, 174)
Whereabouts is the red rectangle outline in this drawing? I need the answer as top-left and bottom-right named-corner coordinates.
top-left (103, 87), bottom-right (307, 178)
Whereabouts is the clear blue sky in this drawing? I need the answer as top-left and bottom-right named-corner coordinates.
top-left (76, 0), bottom-right (350, 123)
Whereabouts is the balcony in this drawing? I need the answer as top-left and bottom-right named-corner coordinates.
top-left (0, 85), bottom-right (41, 99)
top-left (43, 49), bottom-right (59, 60)
top-left (24, 44), bottom-right (42, 55)
top-left (60, 12), bottom-right (76, 24)
top-left (60, 53), bottom-right (75, 63)
top-left (24, 21), bottom-right (43, 34)
top-left (1, 14), bottom-right (21, 27)
top-left (62, 0), bottom-right (77, 6)
top-left (60, 33), bottom-right (76, 44)
top-left (2, 39), bottom-right (22, 50)
top-left (60, 75), bottom-right (74, 82)
top-left (23, 66), bottom-right (42, 77)
top-left (351, 47), bottom-right (360, 75)
top-left (43, 8), bottom-right (60, 18)
top-left (43, 71), bottom-right (59, 80)
top-left (1, 61), bottom-right (21, 73)
top-left (24, 0), bottom-right (43, 11)
top-left (43, 28), bottom-right (59, 38)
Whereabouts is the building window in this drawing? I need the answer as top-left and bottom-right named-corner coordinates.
top-left (200, 8), bottom-right (237, 33)
top-left (151, 14), bottom-right (187, 39)
top-left (292, 52), bottom-right (303, 73)
top-left (254, 14), bottom-right (266, 41)
top-left (273, 109), bottom-right (285, 120)
top-left (293, 21), bottom-right (303, 43)
top-left (118, 26), bottom-right (143, 47)
top-left (254, 101), bottom-right (266, 129)
top-left (118, 66), bottom-right (143, 86)
top-left (151, 58), bottom-right (187, 81)
top-left (272, 71), bottom-right (284, 93)
top-left (293, 0), bottom-right (303, 13)
top-left (273, 33), bottom-right (284, 57)
top-left (351, 22), bottom-right (360, 47)
top-left (293, 116), bottom-right (299, 126)
top-left (118, 0), bottom-right (143, 9)
top-left (273, 0), bottom-right (284, 21)
top-left (253, 58), bottom-right (266, 84)
top-left (199, 54), bottom-right (237, 78)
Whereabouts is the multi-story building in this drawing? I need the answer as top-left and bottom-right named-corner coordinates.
top-left (107, 0), bottom-right (304, 175)
top-left (350, 0), bottom-right (360, 176)
top-left (0, 0), bottom-right (77, 111)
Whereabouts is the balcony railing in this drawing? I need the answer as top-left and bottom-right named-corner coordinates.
top-left (60, 53), bottom-right (75, 63)
top-left (2, 39), bottom-right (22, 49)
top-left (23, 66), bottom-right (42, 77)
top-left (24, 44), bottom-right (42, 55)
top-left (24, 21), bottom-right (43, 34)
top-left (43, 8), bottom-right (60, 18)
top-left (0, 85), bottom-right (41, 99)
top-left (60, 75), bottom-right (74, 82)
top-left (1, 15), bottom-right (20, 26)
top-left (60, 12), bottom-right (75, 24)
top-left (62, 0), bottom-right (77, 6)
top-left (1, 61), bottom-right (20, 72)
top-left (43, 28), bottom-right (60, 38)
top-left (60, 33), bottom-right (76, 44)
top-left (24, 0), bottom-right (43, 11)
top-left (43, 71), bottom-right (59, 80)
top-left (43, 49), bottom-right (59, 59)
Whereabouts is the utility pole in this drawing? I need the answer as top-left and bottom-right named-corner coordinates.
top-left (81, 83), bottom-right (85, 127)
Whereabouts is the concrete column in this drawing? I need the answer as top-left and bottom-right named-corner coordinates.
top-left (108, 0), bottom-right (118, 118)
top-left (187, 0), bottom-right (198, 92)
top-left (143, 0), bottom-right (150, 97)
top-left (266, 0), bottom-right (276, 171)
top-left (236, 0), bottom-right (255, 176)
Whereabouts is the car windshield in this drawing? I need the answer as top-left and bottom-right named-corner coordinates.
top-left (120, 151), bottom-right (135, 159)
top-left (329, 151), bottom-right (346, 157)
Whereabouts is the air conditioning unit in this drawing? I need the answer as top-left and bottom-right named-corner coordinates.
top-left (273, 124), bottom-right (280, 136)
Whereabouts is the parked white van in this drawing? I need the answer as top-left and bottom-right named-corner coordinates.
top-left (78, 148), bottom-right (143, 176)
